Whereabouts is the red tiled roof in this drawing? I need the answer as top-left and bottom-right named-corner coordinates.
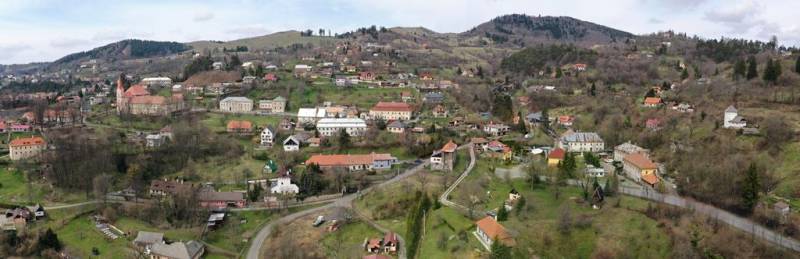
top-left (129, 95), bottom-right (167, 105)
top-left (305, 153), bottom-right (394, 167)
top-left (476, 216), bottom-right (515, 246)
top-left (441, 140), bottom-right (457, 153)
top-left (227, 120), bottom-right (252, 130)
top-left (642, 173), bottom-right (659, 185)
top-left (644, 97), bottom-right (662, 105)
top-left (123, 84), bottom-right (149, 97)
top-left (548, 148), bottom-right (565, 160)
top-left (371, 102), bottom-right (413, 112)
top-left (10, 136), bottom-right (45, 147)
top-left (624, 153), bottom-right (657, 169)
top-left (384, 232), bottom-right (398, 245)
top-left (558, 115), bottom-right (574, 123)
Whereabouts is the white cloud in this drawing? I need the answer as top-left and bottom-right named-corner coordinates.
top-left (193, 11), bottom-right (214, 22)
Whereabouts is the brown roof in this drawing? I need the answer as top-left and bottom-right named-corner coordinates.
top-left (129, 95), bottom-right (167, 105)
top-left (624, 153), bottom-right (657, 169)
top-left (371, 102), bottom-right (413, 112)
top-left (384, 232), bottom-right (398, 245)
top-left (476, 216), bottom-right (515, 246)
top-left (642, 173), bottom-right (659, 185)
top-left (471, 137), bottom-right (488, 144)
top-left (227, 120), bottom-right (253, 130)
top-left (441, 140), bottom-right (457, 153)
top-left (199, 191), bottom-right (244, 202)
top-left (149, 180), bottom-right (191, 195)
top-left (123, 84), bottom-right (149, 97)
top-left (10, 136), bottom-right (45, 147)
top-left (305, 153), bottom-right (394, 167)
top-left (644, 97), bottom-right (662, 105)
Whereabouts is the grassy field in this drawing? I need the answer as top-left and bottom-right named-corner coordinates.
top-left (0, 168), bottom-right (88, 206)
top-left (57, 216), bottom-right (132, 259)
top-left (204, 210), bottom-right (277, 253)
top-left (320, 220), bottom-right (383, 258)
top-left (288, 83), bottom-right (412, 111)
top-left (201, 112), bottom-right (283, 133)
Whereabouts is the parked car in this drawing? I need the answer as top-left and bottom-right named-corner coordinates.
top-left (313, 215), bottom-right (325, 227)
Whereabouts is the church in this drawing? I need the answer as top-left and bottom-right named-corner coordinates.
top-left (116, 75), bottom-right (185, 116)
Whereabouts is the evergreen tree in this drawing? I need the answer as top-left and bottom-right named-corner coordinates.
top-left (515, 196), bottom-right (526, 216)
top-left (555, 67), bottom-right (563, 78)
top-left (490, 238), bottom-right (512, 259)
top-left (733, 59), bottom-right (746, 80)
top-left (337, 129), bottom-right (351, 149)
top-left (516, 111), bottom-right (527, 134)
top-left (763, 58), bottom-right (783, 83)
top-left (746, 56), bottom-right (758, 80)
top-left (680, 68), bottom-right (689, 80)
top-left (589, 82), bottom-right (596, 96)
top-left (741, 163), bottom-right (760, 213)
top-left (38, 228), bottom-right (62, 251)
top-left (497, 204), bottom-right (508, 221)
top-left (644, 88), bottom-right (656, 98)
top-left (796, 55), bottom-right (800, 74)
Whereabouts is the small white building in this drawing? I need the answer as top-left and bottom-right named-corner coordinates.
top-left (146, 134), bottom-right (165, 148)
top-left (270, 177), bottom-right (299, 194)
top-left (260, 126), bottom-right (275, 146)
top-left (283, 136), bottom-right (301, 152)
top-left (141, 77), bottom-right (173, 88)
top-left (297, 108), bottom-right (327, 124)
top-left (723, 105), bottom-right (747, 129)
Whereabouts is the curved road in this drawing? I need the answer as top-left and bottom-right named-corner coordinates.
top-left (245, 161), bottom-right (429, 259)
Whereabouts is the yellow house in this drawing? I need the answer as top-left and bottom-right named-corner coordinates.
top-left (623, 153), bottom-right (659, 186)
top-left (547, 148), bottom-right (565, 167)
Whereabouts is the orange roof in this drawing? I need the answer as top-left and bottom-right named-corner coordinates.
top-left (123, 84), bottom-right (149, 97)
top-left (10, 136), bottom-right (45, 147)
top-left (226, 120), bottom-right (252, 130)
top-left (548, 148), bottom-right (565, 160)
top-left (558, 115), bottom-right (573, 123)
top-left (644, 97), bottom-right (662, 105)
top-left (475, 216), bottom-right (515, 246)
top-left (642, 173), bottom-right (659, 185)
top-left (441, 140), bottom-right (457, 153)
top-left (624, 153), bottom-right (657, 169)
top-left (471, 137), bottom-right (488, 144)
top-left (305, 153), bottom-right (394, 167)
top-left (371, 102), bottom-right (413, 112)
top-left (129, 95), bottom-right (167, 105)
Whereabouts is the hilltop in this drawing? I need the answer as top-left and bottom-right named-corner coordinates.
top-left (463, 14), bottom-right (635, 46)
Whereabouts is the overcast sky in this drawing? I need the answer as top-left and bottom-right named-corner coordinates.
top-left (0, 0), bottom-right (797, 64)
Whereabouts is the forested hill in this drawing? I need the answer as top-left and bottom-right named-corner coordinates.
top-left (464, 14), bottom-right (635, 46)
top-left (52, 39), bottom-right (190, 65)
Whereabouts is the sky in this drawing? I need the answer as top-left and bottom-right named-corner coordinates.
top-left (0, 0), bottom-right (798, 64)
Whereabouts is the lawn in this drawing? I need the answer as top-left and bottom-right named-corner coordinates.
top-left (201, 112), bottom-right (283, 133)
top-left (57, 216), bottom-right (132, 259)
top-left (320, 220), bottom-right (383, 258)
top-left (0, 168), bottom-right (88, 206)
top-left (113, 217), bottom-right (201, 242)
top-left (204, 210), bottom-right (277, 253)
top-left (287, 83), bottom-right (412, 111)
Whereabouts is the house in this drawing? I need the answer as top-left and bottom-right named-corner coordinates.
top-left (573, 63), bottom-right (587, 71)
top-left (557, 115), bottom-right (574, 127)
top-left (369, 102), bottom-right (413, 121)
top-left (305, 153), bottom-right (398, 172)
top-left (198, 191), bottom-right (246, 208)
top-left (219, 97), bottom-right (253, 113)
top-left (283, 135), bottom-right (301, 152)
top-left (383, 232), bottom-right (399, 254)
top-left (432, 104), bottom-right (448, 118)
top-left (508, 189), bottom-right (521, 202)
top-left (149, 240), bottom-right (205, 259)
top-left (226, 120), bottom-right (253, 135)
top-left (484, 141), bottom-right (512, 161)
top-left (279, 118), bottom-right (295, 131)
top-left (260, 126), bottom-right (275, 146)
top-left (258, 96), bottom-right (286, 113)
top-left (334, 76), bottom-right (349, 87)
top-left (212, 62), bottom-right (225, 70)
top-left (28, 204), bottom-right (45, 219)
top-left (547, 148), bottom-right (565, 167)
top-left (774, 201), bottom-right (791, 220)
top-left (307, 137), bottom-right (320, 147)
top-left (10, 123), bottom-right (31, 132)
top-left (449, 117), bottom-right (464, 127)
top-left (242, 76), bottom-right (258, 84)
top-left (264, 73), bottom-right (278, 82)
top-left (526, 112), bottom-right (546, 125)
top-left (643, 97), bottom-right (662, 107)
top-left (431, 140), bottom-right (458, 171)
top-left (133, 231), bottom-right (164, 252)
top-left (475, 216), bottom-right (515, 251)
top-left (9, 136), bottom-right (46, 160)
top-left (557, 131), bottom-right (605, 153)
top-left (386, 120), bottom-right (407, 134)
top-left (483, 122), bottom-right (510, 136)
top-left (723, 105), bottom-right (747, 129)
top-left (645, 118), bottom-right (661, 130)
top-left (207, 212), bottom-right (226, 229)
top-left (623, 153), bottom-right (659, 187)
top-left (359, 71), bottom-right (376, 81)
top-left (585, 165), bottom-right (606, 177)
top-left (270, 177), bottom-right (299, 194)
top-left (471, 137), bottom-right (489, 150)
top-left (149, 179), bottom-right (191, 196)
top-left (146, 134), bottom-right (165, 148)
top-left (294, 64), bottom-right (311, 76)
top-left (613, 142), bottom-right (649, 162)
top-left (316, 118), bottom-right (368, 137)
top-left (366, 238), bottom-right (382, 253)
top-left (672, 103), bottom-right (695, 113)
top-left (419, 71), bottom-right (433, 80)
top-left (297, 108), bottom-right (327, 124)
top-left (423, 92), bottom-right (444, 104)
top-left (1, 207), bottom-right (33, 230)
top-left (141, 77), bottom-right (173, 88)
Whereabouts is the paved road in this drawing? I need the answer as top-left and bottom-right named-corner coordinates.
top-left (245, 161), bottom-right (429, 259)
top-left (44, 201), bottom-right (101, 210)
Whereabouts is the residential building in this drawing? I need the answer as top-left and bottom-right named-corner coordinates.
top-left (226, 120), bottom-right (253, 135)
top-left (526, 111), bottom-right (546, 125)
top-left (146, 134), bottom-right (165, 148)
top-left (383, 232), bottom-right (399, 254)
top-left (258, 96), bottom-right (286, 113)
top-left (369, 102), bottom-right (413, 121)
top-left (423, 92), bottom-right (444, 103)
top-left (386, 120), bottom-right (407, 134)
top-left (623, 153), bottom-right (659, 187)
top-left (294, 64), bottom-right (311, 76)
top-left (9, 136), bottom-right (46, 160)
top-left (116, 76), bottom-right (184, 116)
top-left (547, 148), bottom-right (565, 167)
top-left (484, 141), bottom-right (512, 161)
top-left (219, 97), bottom-right (253, 113)
top-left (585, 165), bottom-right (606, 177)
top-left (475, 216), bottom-right (515, 251)
top-left (359, 71), bottom-right (375, 81)
top-left (723, 105), bottom-right (747, 129)
top-left (149, 240), bottom-right (205, 259)
top-left (141, 77), bottom-right (173, 88)
top-left (432, 104), bottom-right (448, 118)
top-left (149, 179), bottom-right (191, 196)
top-left (316, 118), bottom-right (367, 137)
top-left (483, 122), bottom-right (510, 136)
top-left (283, 135), bottom-right (301, 152)
top-left (557, 131), bottom-right (605, 153)
top-left (270, 177), bottom-right (299, 194)
top-left (212, 62), bottom-right (225, 70)
top-left (613, 142), bottom-right (649, 162)
top-left (260, 126), bottom-right (275, 146)
top-left (643, 97), bottom-right (662, 107)
top-left (557, 115), bottom-right (574, 127)
top-left (431, 140), bottom-right (457, 171)
top-left (305, 153), bottom-right (398, 172)
top-left (297, 108), bottom-right (327, 124)
top-left (198, 191), bottom-right (246, 208)
top-left (133, 231), bottom-right (164, 252)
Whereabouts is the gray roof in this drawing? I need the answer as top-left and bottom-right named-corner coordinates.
top-left (150, 240), bottom-right (204, 259)
top-left (220, 96), bottom-right (253, 103)
top-left (387, 120), bottom-right (406, 128)
top-left (725, 105), bottom-right (737, 113)
top-left (199, 191), bottom-right (244, 201)
top-left (561, 132), bottom-right (604, 143)
top-left (526, 112), bottom-right (543, 121)
top-left (134, 231), bottom-right (164, 245)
